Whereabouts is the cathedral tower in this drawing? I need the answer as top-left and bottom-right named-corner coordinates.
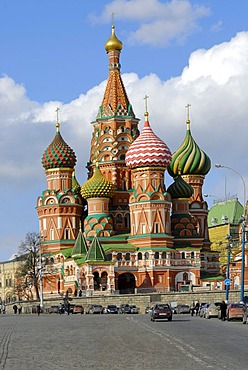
top-left (126, 107), bottom-right (173, 249)
top-left (37, 112), bottom-right (83, 253)
top-left (87, 25), bottom-right (140, 233)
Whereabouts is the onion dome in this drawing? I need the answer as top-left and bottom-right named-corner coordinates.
top-left (126, 112), bottom-right (172, 169)
top-left (105, 25), bottom-right (123, 53)
top-left (42, 122), bottom-right (76, 170)
top-left (81, 164), bottom-right (116, 199)
top-left (167, 175), bottom-right (194, 199)
top-left (72, 171), bottom-right (81, 193)
top-left (168, 118), bottom-right (211, 177)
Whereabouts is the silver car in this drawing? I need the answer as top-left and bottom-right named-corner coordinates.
top-left (204, 302), bottom-right (221, 319)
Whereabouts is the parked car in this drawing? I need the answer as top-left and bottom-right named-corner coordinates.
top-left (199, 303), bottom-right (210, 318)
top-left (204, 302), bottom-right (221, 319)
top-left (174, 304), bottom-right (190, 314)
top-left (72, 304), bottom-right (84, 314)
top-left (227, 303), bottom-right (246, 321)
top-left (104, 305), bottom-right (119, 314)
top-left (130, 305), bottom-right (139, 314)
top-left (86, 304), bottom-right (103, 314)
top-left (145, 306), bottom-right (152, 314)
top-left (151, 304), bottom-right (172, 322)
top-left (119, 304), bottom-right (131, 314)
top-left (48, 305), bottom-right (60, 314)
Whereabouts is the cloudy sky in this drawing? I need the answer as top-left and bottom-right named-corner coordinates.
top-left (1, 0), bottom-right (248, 260)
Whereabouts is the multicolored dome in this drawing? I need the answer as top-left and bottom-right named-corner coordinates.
top-left (125, 113), bottom-right (172, 169)
top-left (105, 25), bottom-right (123, 53)
top-left (42, 124), bottom-right (76, 170)
top-left (168, 120), bottom-right (211, 177)
top-left (167, 175), bottom-right (194, 199)
top-left (81, 164), bottom-right (116, 199)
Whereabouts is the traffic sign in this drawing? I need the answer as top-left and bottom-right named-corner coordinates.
top-left (224, 278), bottom-right (231, 286)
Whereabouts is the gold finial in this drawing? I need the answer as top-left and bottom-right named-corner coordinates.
top-left (144, 95), bottom-right (149, 119)
top-left (55, 107), bottom-right (60, 132)
top-left (111, 12), bottom-right (115, 27)
top-left (185, 103), bottom-right (191, 129)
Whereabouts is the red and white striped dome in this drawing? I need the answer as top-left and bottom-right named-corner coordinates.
top-left (126, 115), bottom-right (172, 169)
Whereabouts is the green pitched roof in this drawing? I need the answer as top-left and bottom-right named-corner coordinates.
top-left (71, 229), bottom-right (88, 257)
top-left (86, 236), bottom-right (106, 262)
top-left (208, 197), bottom-right (243, 226)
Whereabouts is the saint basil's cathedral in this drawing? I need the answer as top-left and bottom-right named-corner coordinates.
top-left (36, 25), bottom-right (219, 297)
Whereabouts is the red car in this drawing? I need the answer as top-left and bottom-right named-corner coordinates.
top-left (227, 303), bottom-right (246, 321)
top-left (151, 304), bottom-right (172, 322)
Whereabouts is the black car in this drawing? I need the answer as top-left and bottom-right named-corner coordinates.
top-left (151, 304), bottom-right (173, 322)
top-left (104, 305), bottom-right (119, 314)
top-left (119, 304), bottom-right (131, 314)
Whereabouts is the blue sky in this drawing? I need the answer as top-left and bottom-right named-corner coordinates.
top-left (1, 0), bottom-right (248, 260)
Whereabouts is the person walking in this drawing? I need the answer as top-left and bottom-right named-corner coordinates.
top-left (17, 303), bottom-right (22, 314)
top-left (195, 301), bottom-right (200, 316)
top-left (190, 301), bottom-right (195, 316)
top-left (220, 300), bottom-right (227, 321)
top-left (13, 304), bottom-right (18, 314)
top-left (37, 304), bottom-right (41, 316)
top-left (1, 303), bottom-right (6, 314)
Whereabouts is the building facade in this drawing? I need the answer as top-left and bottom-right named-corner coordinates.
top-left (36, 25), bottom-right (220, 299)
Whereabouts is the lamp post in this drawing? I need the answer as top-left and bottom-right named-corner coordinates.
top-left (215, 164), bottom-right (246, 302)
top-left (225, 235), bottom-right (233, 302)
top-left (38, 235), bottom-right (46, 310)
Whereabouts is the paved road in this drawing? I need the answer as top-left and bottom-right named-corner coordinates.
top-left (0, 313), bottom-right (247, 370)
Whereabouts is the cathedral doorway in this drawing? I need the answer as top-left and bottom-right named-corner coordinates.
top-left (93, 272), bottom-right (100, 290)
top-left (117, 273), bottom-right (136, 294)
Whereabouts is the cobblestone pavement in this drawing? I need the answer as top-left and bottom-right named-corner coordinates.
top-left (0, 313), bottom-right (247, 370)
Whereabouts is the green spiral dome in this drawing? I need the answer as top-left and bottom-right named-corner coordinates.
top-left (81, 165), bottom-right (116, 199)
top-left (167, 122), bottom-right (211, 177)
top-left (167, 175), bottom-right (194, 199)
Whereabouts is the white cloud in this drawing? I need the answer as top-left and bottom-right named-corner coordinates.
top-left (210, 20), bottom-right (223, 33)
top-left (89, 0), bottom-right (210, 46)
top-left (2, 31), bottom-right (248, 258)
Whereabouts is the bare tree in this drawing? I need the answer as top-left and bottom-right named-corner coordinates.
top-left (15, 232), bottom-right (41, 300)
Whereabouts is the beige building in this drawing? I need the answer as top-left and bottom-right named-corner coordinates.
top-left (0, 258), bottom-right (20, 304)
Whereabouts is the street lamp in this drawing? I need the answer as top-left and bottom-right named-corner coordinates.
top-left (215, 164), bottom-right (246, 213)
top-left (215, 164), bottom-right (246, 302)
top-left (38, 235), bottom-right (46, 310)
top-left (225, 235), bottom-right (233, 302)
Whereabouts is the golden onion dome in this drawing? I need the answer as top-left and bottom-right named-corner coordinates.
top-left (81, 164), bottom-right (116, 199)
top-left (105, 25), bottom-right (123, 53)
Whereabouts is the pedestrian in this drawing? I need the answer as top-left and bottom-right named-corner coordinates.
top-left (220, 300), bottom-right (227, 321)
top-left (13, 304), bottom-right (17, 314)
top-left (190, 301), bottom-right (195, 316)
top-left (195, 301), bottom-right (200, 316)
top-left (17, 303), bottom-right (22, 314)
top-left (1, 303), bottom-right (6, 314)
top-left (37, 304), bottom-right (41, 316)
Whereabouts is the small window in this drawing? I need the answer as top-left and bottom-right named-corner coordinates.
top-left (138, 252), bottom-right (142, 260)
top-left (117, 253), bottom-right (122, 261)
top-left (145, 252), bottom-right (149, 260)
top-left (154, 252), bottom-right (159, 260)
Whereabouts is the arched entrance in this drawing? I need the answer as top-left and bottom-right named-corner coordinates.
top-left (93, 272), bottom-right (100, 290)
top-left (117, 273), bottom-right (136, 294)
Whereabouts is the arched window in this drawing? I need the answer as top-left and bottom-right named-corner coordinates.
top-left (124, 214), bottom-right (130, 228)
top-left (117, 253), bottom-right (122, 261)
top-left (116, 214), bottom-right (122, 224)
top-left (183, 272), bottom-right (188, 281)
top-left (138, 252), bottom-right (142, 260)
top-left (106, 253), bottom-right (112, 261)
top-left (191, 252), bottom-right (194, 259)
top-left (145, 252), bottom-right (149, 260)
top-left (154, 252), bottom-right (159, 260)
top-left (182, 252), bottom-right (185, 259)
top-left (125, 253), bottom-right (130, 261)
top-left (161, 252), bottom-right (167, 259)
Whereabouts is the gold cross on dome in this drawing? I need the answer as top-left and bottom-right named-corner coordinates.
top-left (111, 12), bottom-right (115, 26)
top-left (55, 107), bottom-right (60, 132)
top-left (144, 95), bottom-right (149, 113)
top-left (185, 103), bottom-right (191, 122)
